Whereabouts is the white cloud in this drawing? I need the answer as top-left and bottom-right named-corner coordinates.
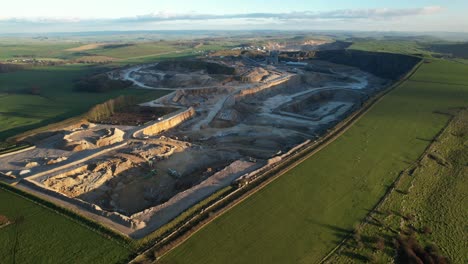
top-left (0, 6), bottom-right (447, 33)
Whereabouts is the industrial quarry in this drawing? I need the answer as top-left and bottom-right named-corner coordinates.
top-left (0, 47), bottom-right (395, 238)
top-left (2, 4), bottom-right (467, 262)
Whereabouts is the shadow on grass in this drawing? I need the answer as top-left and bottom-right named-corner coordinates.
top-left (340, 251), bottom-right (369, 262)
top-left (310, 221), bottom-right (352, 244)
top-left (416, 137), bottom-right (434, 142)
top-left (0, 109), bottom-right (79, 141)
top-left (395, 189), bottom-right (409, 195)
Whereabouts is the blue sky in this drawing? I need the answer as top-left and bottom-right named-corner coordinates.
top-left (0, 0), bottom-right (467, 33)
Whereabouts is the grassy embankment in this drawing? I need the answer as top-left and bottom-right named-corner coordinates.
top-left (160, 59), bottom-right (468, 264)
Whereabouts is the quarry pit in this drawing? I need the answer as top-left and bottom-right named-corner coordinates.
top-left (0, 56), bottom-right (391, 237)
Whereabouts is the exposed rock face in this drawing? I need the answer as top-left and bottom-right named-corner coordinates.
top-left (96, 128), bottom-right (125, 147)
top-left (59, 128), bottom-right (125, 151)
top-left (21, 178), bottom-right (143, 229)
top-left (240, 67), bottom-right (269, 83)
top-left (43, 156), bottom-right (136, 198)
top-left (131, 160), bottom-right (259, 231)
top-left (236, 75), bottom-right (302, 98)
top-left (142, 107), bottom-right (196, 136)
top-left (314, 50), bottom-right (421, 80)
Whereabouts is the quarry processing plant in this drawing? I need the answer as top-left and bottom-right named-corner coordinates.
top-left (0, 53), bottom-right (393, 238)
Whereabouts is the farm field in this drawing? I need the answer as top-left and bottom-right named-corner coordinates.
top-left (0, 41), bottom-right (79, 60)
top-left (329, 109), bottom-right (467, 263)
top-left (0, 64), bottom-right (168, 140)
top-left (85, 42), bottom-right (183, 59)
top-left (0, 40), bottom-right (181, 61)
top-left (411, 60), bottom-right (468, 85)
top-left (0, 187), bottom-right (131, 264)
top-left (349, 39), bottom-right (434, 56)
top-left (89, 41), bottom-right (231, 63)
top-left (160, 59), bottom-right (468, 264)
top-left (115, 50), bottom-right (197, 65)
top-left (0, 38), bottom-right (234, 63)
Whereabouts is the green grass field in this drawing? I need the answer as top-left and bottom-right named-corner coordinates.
top-left (0, 41), bottom-right (80, 60)
top-left (0, 64), bottom-right (168, 140)
top-left (0, 40), bottom-right (186, 61)
top-left (329, 109), bottom-right (467, 263)
top-left (349, 40), bottom-right (434, 56)
top-left (0, 39), bottom-right (235, 63)
top-left (89, 42), bottom-right (182, 59)
top-left (160, 60), bottom-right (468, 264)
top-left (411, 60), bottom-right (468, 85)
top-left (0, 188), bottom-right (131, 264)
top-left (117, 51), bottom-right (197, 65)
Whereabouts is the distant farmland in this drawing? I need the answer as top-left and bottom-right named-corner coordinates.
top-left (160, 59), bottom-right (468, 264)
top-left (0, 65), bottom-right (168, 140)
top-left (0, 39), bottom-right (241, 140)
top-left (0, 39), bottom-right (233, 63)
top-left (0, 42), bottom-right (78, 61)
